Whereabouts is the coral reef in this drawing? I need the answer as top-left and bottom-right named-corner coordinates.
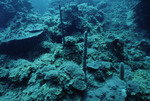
top-left (0, 0), bottom-right (150, 101)
top-left (0, 0), bottom-right (32, 27)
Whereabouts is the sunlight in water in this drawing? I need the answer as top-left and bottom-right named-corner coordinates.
top-left (29, 0), bottom-right (51, 15)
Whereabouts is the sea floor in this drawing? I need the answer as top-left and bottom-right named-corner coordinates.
top-left (0, 0), bottom-right (150, 101)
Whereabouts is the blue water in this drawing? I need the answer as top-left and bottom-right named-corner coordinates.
top-left (29, 0), bottom-right (51, 14)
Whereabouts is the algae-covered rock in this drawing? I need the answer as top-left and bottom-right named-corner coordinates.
top-left (63, 61), bottom-right (85, 79)
top-left (44, 70), bottom-right (59, 81)
top-left (0, 84), bottom-right (4, 96)
top-left (21, 83), bottom-right (62, 101)
top-left (36, 64), bottom-right (59, 83)
top-left (133, 69), bottom-right (150, 100)
top-left (0, 11), bottom-right (45, 56)
top-left (0, 68), bottom-right (8, 79)
top-left (65, 36), bottom-right (77, 46)
top-left (87, 60), bottom-right (101, 70)
top-left (126, 80), bottom-right (139, 96)
top-left (58, 61), bottom-right (86, 92)
top-left (72, 78), bottom-right (86, 91)
top-left (87, 60), bottom-right (112, 70)
top-left (8, 59), bottom-right (35, 82)
top-left (86, 76), bottom-right (127, 101)
top-left (61, 3), bottom-right (105, 35)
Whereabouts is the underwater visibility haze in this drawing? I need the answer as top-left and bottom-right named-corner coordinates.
top-left (0, 0), bottom-right (150, 101)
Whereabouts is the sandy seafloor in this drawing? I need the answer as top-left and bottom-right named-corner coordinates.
top-left (0, 0), bottom-right (150, 101)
